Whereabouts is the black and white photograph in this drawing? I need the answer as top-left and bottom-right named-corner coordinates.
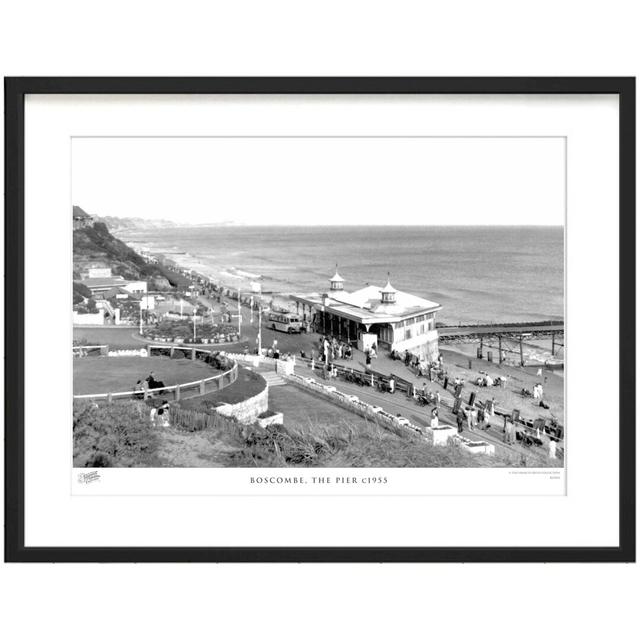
top-left (72, 136), bottom-right (565, 471)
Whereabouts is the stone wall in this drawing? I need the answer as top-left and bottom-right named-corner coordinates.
top-left (215, 386), bottom-right (269, 424)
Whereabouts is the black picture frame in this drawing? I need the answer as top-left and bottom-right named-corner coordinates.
top-left (4, 77), bottom-right (636, 563)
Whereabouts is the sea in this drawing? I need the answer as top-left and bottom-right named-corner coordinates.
top-left (120, 225), bottom-right (564, 326)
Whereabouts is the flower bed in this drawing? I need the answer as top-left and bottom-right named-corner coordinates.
top-left (143, 319), bottom-right (239, 344)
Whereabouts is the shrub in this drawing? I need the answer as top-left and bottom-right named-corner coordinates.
top-left (204, 352), bottom-right (233, 371)
top-left (185, 417), bottom-right (549, 469)
top-left (171, 349), bottom-right (186, 359)
top-left (73, 400), bottom-right (162, 468)
top-left (73, 281), bottom-right (92, 298)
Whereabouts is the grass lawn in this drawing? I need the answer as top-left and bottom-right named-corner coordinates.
top-left (268, 385), bottom-right (371, 431)
top-left (73, 355), bottom-right (215, 395)
top-left (178, 366), bottom-right (267, 408)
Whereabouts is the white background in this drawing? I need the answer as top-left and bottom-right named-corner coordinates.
top-left (73, 135), bottom-right (566, 225)
top-left (1, 2), bottom-right (638, 640)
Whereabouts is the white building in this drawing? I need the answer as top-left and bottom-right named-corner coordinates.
top-left (80, 274), bottom-right (147, 296)
top-left (87, 267), bottom-right (114, 279)
top-left (291, 269), bottom-right (442, 361)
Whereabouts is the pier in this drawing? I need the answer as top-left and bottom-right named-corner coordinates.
top-left (439, 321), bottom-right (564, 367)
top-left (438, 321), bottom-right (564, 339)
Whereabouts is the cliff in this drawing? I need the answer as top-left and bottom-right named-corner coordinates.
top-left (73, 218), bottom-right (174, 289)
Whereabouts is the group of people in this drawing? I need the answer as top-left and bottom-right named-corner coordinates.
top-left (266, 345), bottom-right (281, 359)
top-left (133, 379), bottom-right (150, 395)
top-left (149, 400), bottom-right (171, 428)
top-left (133, 371), bottom-right (165, 398)
top-left (532, 382), bottom-right (544, 400)
top-left (474, 372), bottom-right (507, 387)
top-left (455, 403), bottom-right (492, 434)
top-left (390, 350), bottom-right (444, 380)
top-left (265, 340), bottom-right (297, 361)
top-left (315, 336), bottom-right (354, 364)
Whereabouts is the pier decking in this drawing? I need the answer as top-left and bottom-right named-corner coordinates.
top-left (438, 321), bottom-right (564, 339)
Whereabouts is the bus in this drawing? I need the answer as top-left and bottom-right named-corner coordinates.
top-left (267, 312), bottom-right (304, 333)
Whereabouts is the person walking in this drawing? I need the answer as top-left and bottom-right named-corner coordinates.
top-left (430, 408), bottom-right (439, 430)
top-left (549, 437), bottom-right (557, 459)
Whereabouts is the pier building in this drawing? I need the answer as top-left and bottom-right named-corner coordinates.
top-left (291, 269), bottom-right (441, 361)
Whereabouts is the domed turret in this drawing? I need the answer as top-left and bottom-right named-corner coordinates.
top-left (329, 265), bottom-right (344, 292)
top-left (380, 274), bottom-right (397, 304)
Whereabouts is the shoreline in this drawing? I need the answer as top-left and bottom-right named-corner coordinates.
top-left (122, 234), bottom-right (566, 344)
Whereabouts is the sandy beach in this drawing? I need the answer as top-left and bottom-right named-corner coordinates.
top-left (441, 336), bottom-right (564, 369)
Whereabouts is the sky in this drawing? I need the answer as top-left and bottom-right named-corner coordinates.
top-left (72, 136), bottom-right (565, 226)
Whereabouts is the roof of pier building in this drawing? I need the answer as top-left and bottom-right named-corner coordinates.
top-left (291, 274), bottom-right (441, 326)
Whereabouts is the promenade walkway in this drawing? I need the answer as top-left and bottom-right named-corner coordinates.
top-left (288, 347), bottom-right (562, 461)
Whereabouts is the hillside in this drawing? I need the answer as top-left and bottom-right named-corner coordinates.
top-left (73, 218), bottom-right (174, 289)
top-left (74, 399), bottom-right (541, 469)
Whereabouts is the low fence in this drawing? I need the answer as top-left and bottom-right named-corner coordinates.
top-left (73, 344), bottom-right (109, 357)
top-left (73, 345), bottom-right (238, 403)
top-left (141, 333), bottom-right (240, 346)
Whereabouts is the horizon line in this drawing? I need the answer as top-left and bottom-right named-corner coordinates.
top-left (117, 222), bottom-right (565, 228)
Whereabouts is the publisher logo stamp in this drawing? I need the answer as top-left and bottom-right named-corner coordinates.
top-left (77, 470), bottom-right (101, 484)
